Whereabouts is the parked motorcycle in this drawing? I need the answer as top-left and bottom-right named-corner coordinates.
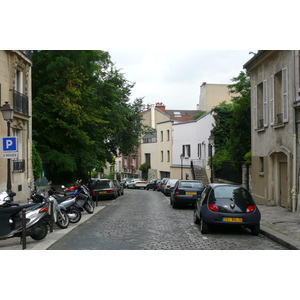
top-left (30, 188), bottom-right (70, 229)
top-left (62, 180), bottom-right (94, 214)
top-left (0, 191), bottom-right (48, 241)
top-left (48, 191), bottom-right (82, 224)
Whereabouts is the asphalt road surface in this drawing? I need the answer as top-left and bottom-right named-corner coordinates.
top-left (48, 188), bottom-right (287, 250)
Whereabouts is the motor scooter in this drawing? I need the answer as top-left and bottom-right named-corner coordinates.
top-left (62, 180), bottom-right (94, 214)
top-left (0, 191), bottom-right (48, 241)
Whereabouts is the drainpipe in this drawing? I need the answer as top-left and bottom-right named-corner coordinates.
top-left (291, 50), bottom-right (297, 212)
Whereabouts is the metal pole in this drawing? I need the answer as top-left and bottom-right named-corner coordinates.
top-left (22, 208), bottom-right (26, 250)
top-left (50, 200), bottom-right (54, 233)
top-left (181, 157), bottom-right (183, 180)
top-left (210, 144), bottom-right (214, 183)
top-left (7, 120), bottom-right (12, 193)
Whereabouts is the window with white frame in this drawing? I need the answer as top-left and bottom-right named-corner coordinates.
top-left (270, 68), bottom-right (288, 125)
top-left (197, 143), bottom-right (202, 158)
top-left (182, 145), bottom-right (191, 158)
top-left (254, 80), bottom-right (267, 129)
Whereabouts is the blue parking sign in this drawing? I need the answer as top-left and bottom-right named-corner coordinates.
top-left (2, 137), bottom-right (18, 152)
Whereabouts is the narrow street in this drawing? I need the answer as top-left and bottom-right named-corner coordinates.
top-left (49, 188), bottom-right (286, 250)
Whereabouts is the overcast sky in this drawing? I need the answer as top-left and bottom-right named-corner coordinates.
top-left (108, 50), bottom-right (253, 110)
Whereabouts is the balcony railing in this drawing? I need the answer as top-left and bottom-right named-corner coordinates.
top-left (13, 90), bottom-right (29, 116)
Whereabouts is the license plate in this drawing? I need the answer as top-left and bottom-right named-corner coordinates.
top-left (186, 192), bottom-right (197, 195)
top-left (100, 191), bottom-right (107, 194)
top-left (223, 217), bottom-right (243, 223)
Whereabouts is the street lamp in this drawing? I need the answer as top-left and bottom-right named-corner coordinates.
top-left (208, 135), bottom-right (215, 183)
top-left (180, 153), bottom-right (184, 180)
top-left (1, 102), bottom-right (14, 193)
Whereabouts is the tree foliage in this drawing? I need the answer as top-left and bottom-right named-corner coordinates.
top-left (211, 70), bottom-right (251, 168)
top-left (227, 70), bottom-right (251, 165)
top-left (32, 50), bottom-right (147, 182)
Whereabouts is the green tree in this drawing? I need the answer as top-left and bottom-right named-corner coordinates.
top-left (192, 110), bottom-right (207, 120)
top-left (32, 50), bottom-right (147, 182)
top-left (227, 70), bottom-right (251, 165)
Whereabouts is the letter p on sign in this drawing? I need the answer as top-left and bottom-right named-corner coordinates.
top-left (2, 137), bottom-right (18, 152)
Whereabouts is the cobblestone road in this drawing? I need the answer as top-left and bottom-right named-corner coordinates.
top-left (49, 188), bottom-right (287, 250)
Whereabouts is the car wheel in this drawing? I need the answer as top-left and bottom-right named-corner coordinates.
top-left (200, 217), bottom-right (209, 234)
top-left (250, 224), bottom-right (260, 236)
top-left (193, 209), bottom-right (200, 224)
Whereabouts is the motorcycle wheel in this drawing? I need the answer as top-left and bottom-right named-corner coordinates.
top-left (30, 220), bottom-right (48, 241)
top-left (68, 207), bottom-right (82, 223)
top-left (56, 210), bottom-right (70, 229)
top-left (84, 199), bottom-right (94, 214)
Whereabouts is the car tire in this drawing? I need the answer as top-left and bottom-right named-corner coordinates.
top-left (200, 217), bottom-right (209, 234)
top-left (193, 210), bottom-right (200, 224)
top-left (250, 224), bottom-right (260, 236)
top-left (172, 201), bottom-right (177, 209)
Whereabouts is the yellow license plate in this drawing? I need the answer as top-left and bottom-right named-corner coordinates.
top-left (100, 191), bottom-right (107, 194)
top-left (186, 192), bottom-right (197, 195)
top-left (223, 217), bottom-right (243, 223)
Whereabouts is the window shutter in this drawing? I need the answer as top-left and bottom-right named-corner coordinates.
top-left (182, 145), bottom-right (185, 157)
top-left (282, 68), bottom-right (288, 122)
top-left (263, 80), bottom-right (268, 127)
top-left (187, 145), bottom-right (191, 157)
top-left (270, 76), bottom-right (274, 125)
top-left (253, 86), bottom-right (258, 129)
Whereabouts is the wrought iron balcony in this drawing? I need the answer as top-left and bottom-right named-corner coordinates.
top-left (13, 89), bottom-right (29, 116)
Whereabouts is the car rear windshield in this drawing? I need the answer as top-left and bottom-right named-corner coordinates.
top-left (94, 181), bottom-right (111, 189)
top-left (180, 182), bottom-right (203, 189)
top-left (209, 186), bottom-right (254, 210)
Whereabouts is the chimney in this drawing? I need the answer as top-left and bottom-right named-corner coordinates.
top-left (155, 102), bottom-right (166, 113)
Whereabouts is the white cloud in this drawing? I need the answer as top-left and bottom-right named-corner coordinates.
top-left (109, 50), bottom-right (253, 110)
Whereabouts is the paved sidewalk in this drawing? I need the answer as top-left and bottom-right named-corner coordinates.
top-left (0, 206), bottom-right (105, 250)
top-left (1, 204), bottom-right (300, 250)
top-left (258, 205), bottom-right (300, 250)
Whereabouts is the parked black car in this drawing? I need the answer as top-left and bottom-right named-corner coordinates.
top-left (146, 179), bottom-right (161, 190)
top-left (170, 180), bottom-right (204, 208)
top-left (90, 179), bottom-right (119, 200)
top-left (153, 179), bottom-right (161, 191)
top-left (193, 184), bottom-right (261, 235)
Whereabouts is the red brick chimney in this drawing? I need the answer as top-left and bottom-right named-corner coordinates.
top-left (155, 102), bottom-right (166, 113)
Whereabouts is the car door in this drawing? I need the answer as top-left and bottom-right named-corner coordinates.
top-left (196, 186), bottom-right (211, 212)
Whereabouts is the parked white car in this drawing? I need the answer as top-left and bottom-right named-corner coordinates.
top-left (127, 179), bottom-right (148, 189)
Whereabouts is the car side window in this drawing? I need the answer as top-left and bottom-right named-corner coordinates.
top-left (200, 187), bottom-right (211, 205)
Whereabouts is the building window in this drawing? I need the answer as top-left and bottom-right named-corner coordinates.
top-left (13, 159), bottom-right (25, 173)
top-left (167, 150), bottom-right (170, 162)
top-left (145, 153), bottom-right (151, 165)
top-left (182, 145), bottom-right (191, 158)
top-left (271, 68), bottom-right (288, 125)
top-left (259, 157), bottom-right (264, 173)
top-left (161, 131), bottom-right (163, 142)
top-left (197, 143), bottom-right (202, 158)
top-left (161, 151), bottom-right (163, 162)
top-left (255, 80), bottom-right (267, 129)
top-left (167, 130), bottom-right (170, 141)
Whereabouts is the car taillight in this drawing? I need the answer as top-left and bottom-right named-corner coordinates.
top-left (167, 185), bottom-right (171, 188)
top-left (107, 190), bottom-right (113, 194)
top-left (92, 191), bottom-right (97, 195)
top-left (246, 205), bottom-right (255, 213)
top-left (174, 190), bottom-right (180, 196)
top-left (208, 204), bottom-right (219, 212)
